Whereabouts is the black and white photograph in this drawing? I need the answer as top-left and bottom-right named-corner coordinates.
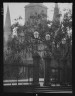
top-left (3, 2), bottom-right (72, 93)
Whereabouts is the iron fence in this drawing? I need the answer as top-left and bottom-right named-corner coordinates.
top-left (3, 63), bottom-right (34, 86)
top-left (3, 63), bottom-right (72, 87)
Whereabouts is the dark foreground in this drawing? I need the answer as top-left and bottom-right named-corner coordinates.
top-left (3, 85), bottom-right (72, 93)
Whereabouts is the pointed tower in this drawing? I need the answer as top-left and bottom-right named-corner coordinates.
top-left (53, 3), bottom-right (60, 25)
top-left (4, 5), bottom-right (11, 42)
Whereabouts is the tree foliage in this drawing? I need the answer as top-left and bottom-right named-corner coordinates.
top-left (4, 9), bottom-right (72, 67)
top-left (52, 9), bottom-right (72, 64)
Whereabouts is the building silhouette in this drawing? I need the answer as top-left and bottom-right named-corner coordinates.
top-left (24, 3), bottom-right (47, 23)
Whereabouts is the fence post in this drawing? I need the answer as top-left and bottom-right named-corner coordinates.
top-left (32, 52), bottom-right (40, 86)
top-left (43, 54), bottom-right (51, 86)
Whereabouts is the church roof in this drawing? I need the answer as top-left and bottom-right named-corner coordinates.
top-left (25, 3), bottom-right (48, 9)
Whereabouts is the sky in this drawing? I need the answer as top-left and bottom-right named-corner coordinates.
top-left (3, 3), bottom-right (72, 26)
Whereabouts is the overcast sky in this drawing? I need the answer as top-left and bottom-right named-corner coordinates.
top-left (3, 3), bottom-right (72, 26)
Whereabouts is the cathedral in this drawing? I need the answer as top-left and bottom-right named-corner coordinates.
top-left (4, 3), bottom-right (60, 44)
top-left (4, 2), bottom-right (61, 63)
top-left (4, 3), bottom-right (64, 85)
top-left (3, 3), bottom-right (72, 87)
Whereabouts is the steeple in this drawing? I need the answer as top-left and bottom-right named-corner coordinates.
top-left (4, 5), bottom-right (11, 42)
top-left (53, 3), bottom-right (60, 24)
